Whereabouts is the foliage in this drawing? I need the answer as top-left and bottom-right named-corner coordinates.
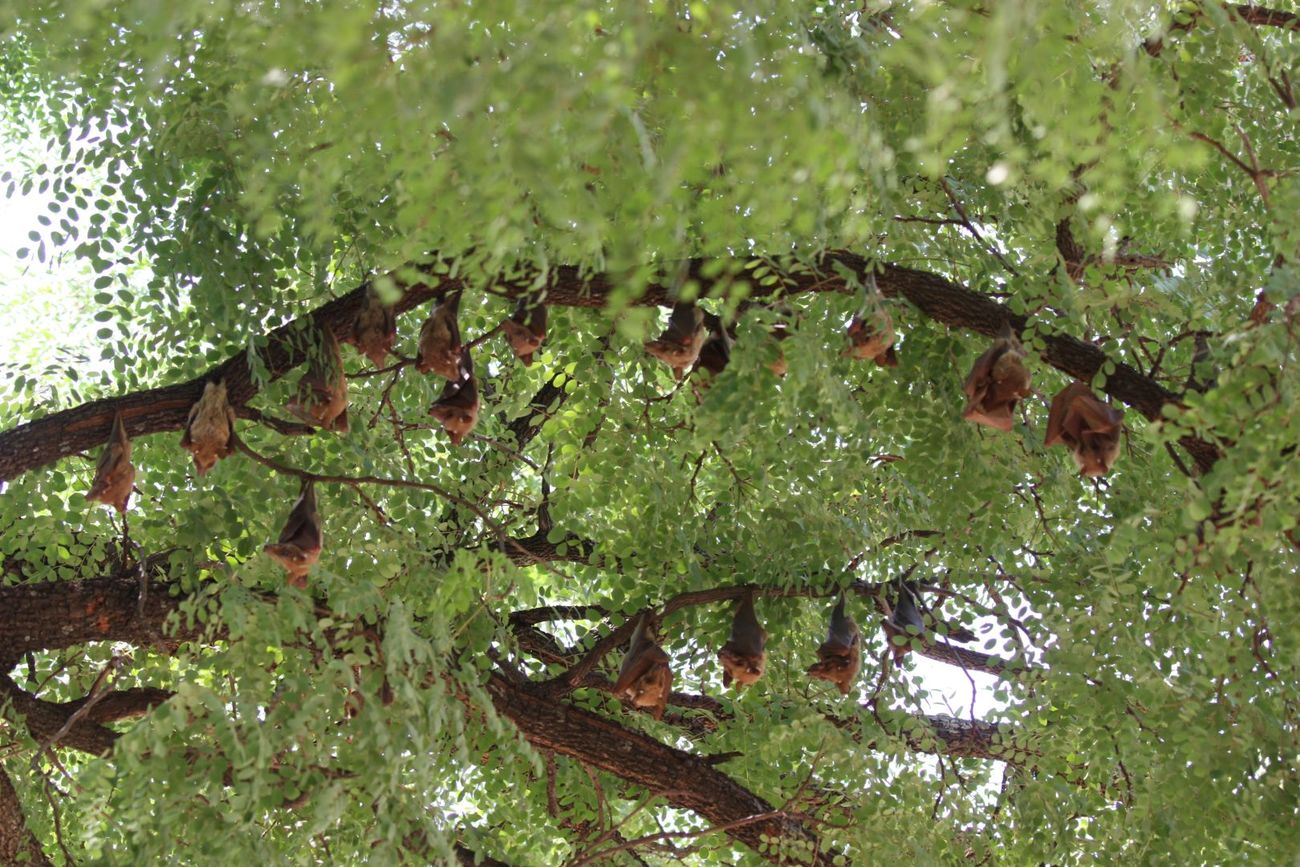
top-left (0, 1), bottom-right (1296, 865)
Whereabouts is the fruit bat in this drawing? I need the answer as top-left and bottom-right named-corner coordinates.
top-left (612, 613), bottom-right (673, 720)
top-left (844, 310), bottom-right (897, 367)
top-left (346, 286), bottom-right (397, 368)
top-left (180, 380), bottom-right (236, 476)
top-left (806, 595), bottom-right (861, 695)
top-left (263, 479), bottom-right (322, 589)
top-left (501, 298), bottom-right (547, 366)
top-left (696, 313), bottom-right (734, 377)
top-left (767, 322), bottom-right (791, 377)
top-left (429, 348), bottom-right (479, 445)
top-left (416, 292), bottom-right (464, 380)
top-left (717, 591), bottom-right (767, 689)
top-left (882, 581), bottom-right (977, 662)
top-left (962, 322), bottom-right (1032, 431)
top-left (286, 327), bottom-right (349, 433)
top-left (1249, 291), bottom-right (1275, 326)
top-left (86, 411), bottom-right (135, 513)
top-left (883, 581), bottom-right (926, 663)
top-left (1044, 382), bottom-right (1125, 477)
top-left (644, 303), bottom-right (707, 380)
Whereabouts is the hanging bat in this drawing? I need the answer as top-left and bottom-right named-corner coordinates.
top-left (346, 286), bottom-right (397, 368)
top-left (1249, 291), bottom-right (1275, 326)
top-left (806, 594), bottom-right (861, 695)
top-left (286, 327), bottom-right (349, 432)
top-left (429, 348), bottom-right (479, 445)
top-left (1044, 382), bottom-right (1125, 477)
top-left (717, 591), bottom-right (767, 689)
top-left (767, 321), bottom-right (791, 377)
top-left (883, 580), bottom-right (926, 663)
top-left (416, 292), bottom-right (464, 380)
top-left (962, 322), bottom-right (1032, 431)
top-left (86, 411), bottom-right (135, 513)
top-left (263, 479), bottom-right (322, 588)
top-left (501, 298), bottom-right (547, 366)
top-left (882, 580), bottom-right (976, 663)
top-left (644, 303), bottom-right (707, 380)
top-left (844, 310), bottom-right (897, 367)
top-left (612, 612), bottom-right (673, 719)
top-left (180, 380), bottom-right (236, 476)
top-left (694, 313), bottom-right (733, 382)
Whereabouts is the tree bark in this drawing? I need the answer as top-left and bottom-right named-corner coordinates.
top-left (0, 252), bottom-right (1218, 482)
top-left (0, 768), bottom-right (53, 867)
top-left (486, 673), bottom-right (836, 865)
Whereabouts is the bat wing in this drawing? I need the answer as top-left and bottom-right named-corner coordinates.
top-left (962, 344), bottom-right (1000, 402)
top-left (1072, 391), bottom-right (1124, 434)
top-left (613, 644), bottom-right (662, 696)
top-left (1044, 382), bottom-right (1085, 446)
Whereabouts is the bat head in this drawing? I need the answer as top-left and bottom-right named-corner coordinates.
top-left (263, 541), bottom-right (320, 568)
top-left (718, 646), bottom-right (766, 689)
top-left (1073, 431), bottom-right (1122, 477)
top-left (644, 337), bottom-right (702, 370)
top-left (430, 402), bottom-right (479, 445)
top-left (806, 653), bottom-right (861, 695)
top-left (502, 317), bottom-right (544, 362)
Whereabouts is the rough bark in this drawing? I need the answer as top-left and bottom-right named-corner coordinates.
top-left (0, 574), bottom-right (204, 667)
top-left (486, 673), bottom-right (836, 865)
top-left (0, 252), bottom-right (1218, 482)
top-left (0, 768), bottom-right (53, 867)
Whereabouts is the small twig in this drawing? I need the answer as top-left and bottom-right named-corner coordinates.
top-left (32, 654), bottom-right (128, 767)
top-left (232, 434), bottom-right (555, 575)
top-left (466, 323), bottom-right (505, 350)
top-left (235, 406), bottom-right (317, 436)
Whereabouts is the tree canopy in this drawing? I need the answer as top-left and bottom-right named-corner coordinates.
top-left (0, 2), bottom-right (1297, 864)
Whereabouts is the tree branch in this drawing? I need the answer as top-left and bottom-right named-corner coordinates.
top-left (0, 767), bottom-right (53, 867)
top-left (0, 252), bottom-right (1219, 481)
top-left (486, 673), bottom-right (839, 865)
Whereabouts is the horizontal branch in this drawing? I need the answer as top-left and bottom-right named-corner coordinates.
top-left (0, 252), bottom-right (1218, 482)
top-left (0, 673), bottom-right (119, 757)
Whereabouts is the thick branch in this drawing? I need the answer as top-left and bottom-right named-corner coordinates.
top-left (486, 673), bottom-right (836, 865)
top-left (1145, 3), bottom-right (1300, 56)
top-left (0, 252), bottom-right (1218, 481)
top-left (0, 767), bottom-right (53, 867)
top-left (0, 575), bottom-right (201, 665)
top-left (0, 673), bottom-right (119, 757)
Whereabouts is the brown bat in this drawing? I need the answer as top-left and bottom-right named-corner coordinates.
top-left (180, 380), bottom-right (236, 476)
top-left (286, 327), bottom-right (349, 433)
top-left (86, 411), bottom-right (135, 513)
top-left (806, 595), bottom-right (861, 695)
top-left (767, 322), bottom-right (791, 377)
top-left (962, 322), bottom-right (1032, 431)
top-left (1249, 291), bottom-right (1275, 326)
top-left (644, 303), bottom-right (707, 380)
top-left (346, 287), bottom-right (397, 368)
top-left (501, 298), bottom-right (547, 366)
top-left (883, 580), bottom-right (926, 664)
top-left (263, 480), bottom-right (322, 589)
top-left (881, 580), bottom-right (976, 663)
top-left (429, 348), bottom-right (479, 445)
top-left (695, 313), bottom-right (733, 380)
top-left (844, 310), bottom-right (897, 367)
top-left (717, 591), bottom-right (767, 689)
top-left (612, 613), bottom-right (673, 720)
top-left (416, 293), bottom-right (464, 380)
top-left (1044, 382), bottom-right (1125, 477)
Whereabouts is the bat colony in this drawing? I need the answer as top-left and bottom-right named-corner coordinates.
top-left (84, 290), bottom-right (1130, 605)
